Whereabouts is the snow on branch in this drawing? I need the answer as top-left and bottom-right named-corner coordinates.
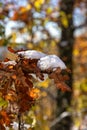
top-left (37, 55), bottom-right (66, 70)
top-left (17, 50), bottom-right (66, 70)
top-left (17, 50), bottom-right (47, 59)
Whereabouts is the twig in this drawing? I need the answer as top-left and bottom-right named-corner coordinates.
top-left (18, 113), bottom-right (21, 130)
top-left (50, 111), bottom-right (71, 128)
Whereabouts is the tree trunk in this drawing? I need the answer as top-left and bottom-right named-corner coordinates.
top-left (55, 0), bottom-right (74, 130)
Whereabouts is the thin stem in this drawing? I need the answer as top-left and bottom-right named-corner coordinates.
top-left (18, 113), bottom-right (21, 130)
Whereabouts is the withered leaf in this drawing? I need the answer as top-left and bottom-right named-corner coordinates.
top-left (8, 47), bottom-right (15, 53)
top-left (25, 78), bottom-right (33, 88)
top-left (0, 110), bottom-right (11, 126)
top-left (4, 58), bottom-right (10, 62)
top-left (0, 125), bottom-right (5, 130)
top-left (11, 74), bottom-right (17, 80)
top-left (56, 82), bottom-right (71, 92)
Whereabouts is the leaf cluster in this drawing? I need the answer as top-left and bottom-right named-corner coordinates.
top-left (0, 48), bottom-right (70, 129)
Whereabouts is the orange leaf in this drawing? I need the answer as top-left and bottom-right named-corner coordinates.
top-left (0, 110), bottom-right (10, 126)
top-left (0, 63), bottom-right (3, 69)
top-left (8, 65), bottom-right (13, 69)
top-left (5, 93), bottom-right (16, 102)
top-left (11, 74), bottom-right (16, 80)
top-left (8, 47), bottom-right (15, 53)
top-left (4, 58), bottom-right (9, 62)
top-left (56, 82), bottom-right (71, 92)
top-left (28, 88), bottom-right (40, 99)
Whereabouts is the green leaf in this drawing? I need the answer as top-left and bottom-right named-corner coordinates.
top-left (0, 97), bottom-right (8, 107)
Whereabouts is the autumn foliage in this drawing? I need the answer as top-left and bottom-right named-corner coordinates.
top-left (0, 48), bottom-right (70, 129)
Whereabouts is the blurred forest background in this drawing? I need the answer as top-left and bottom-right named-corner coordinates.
top-left (0, 0), bottom-right (87, 130)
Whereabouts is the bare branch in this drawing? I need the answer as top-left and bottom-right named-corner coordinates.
top-left (50, 111), bottom-right (71, 128)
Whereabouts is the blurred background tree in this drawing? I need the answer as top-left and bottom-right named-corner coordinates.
top-left (56, 0), bottom-right (87, 130)
top-left (0, 0), bottom-right (87, 130)
top-left (56, 0), bottom-right (74, 130)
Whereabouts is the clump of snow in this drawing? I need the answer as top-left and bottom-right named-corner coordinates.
top-left (2, 61), bottom-right (17, 65)
top-left (37, 55), bottom-right (66, 70)
top-left (17, 50), bottom-right (46, 59)
top-left (17, 50), bottom-right (66, 70)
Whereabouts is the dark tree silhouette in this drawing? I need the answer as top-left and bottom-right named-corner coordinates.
top-left (56, 0), bottom-right (74, 130)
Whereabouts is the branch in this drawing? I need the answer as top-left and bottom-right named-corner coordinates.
top-left (50, 111), bottom-right (71, 128)
top-left (74, 22), bottom-right (87, 29)
top-left (18, 113), bottom-right (21, 130)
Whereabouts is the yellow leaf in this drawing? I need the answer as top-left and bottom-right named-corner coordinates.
top-left (34, 0), bottom-right (44, 8)
top-left (60, 11), bottom-right (68, 28)
top-left (27, 43), bottom-right (34, 49)
top-left (0, 39), bottom-right (4, 46)
top-left (73, 49), bottom-right (79, 56)
top-left (37, 79), bottom-right (50, 88)
top-left (26, 4), bottom-right (32, 11)
top-left (11, 32), bottom-right (16, 42)
top-left (47, 7), bottom-right (52, 14)
top-left (19, 5), bottom-right (32, 13)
